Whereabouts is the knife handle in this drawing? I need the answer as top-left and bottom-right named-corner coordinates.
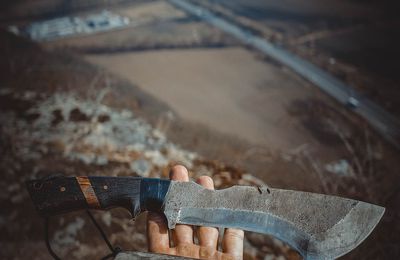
top-left (26, 176), bottom-right (171, 217)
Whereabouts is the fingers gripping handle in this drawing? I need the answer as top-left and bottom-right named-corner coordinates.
top-left (26, 176), bottom-right (171, 217)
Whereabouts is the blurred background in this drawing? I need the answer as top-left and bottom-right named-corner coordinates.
top-left (0, 0), bottom-right (399, 259)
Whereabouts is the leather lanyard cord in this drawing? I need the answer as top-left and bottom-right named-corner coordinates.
top-left (44, 211), bottom-right (121, 260)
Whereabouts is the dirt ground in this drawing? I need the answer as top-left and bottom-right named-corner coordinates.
top-left (85, 47), bottom-right (321, 150)
top-left (1, 0), bottom-right (400, 259)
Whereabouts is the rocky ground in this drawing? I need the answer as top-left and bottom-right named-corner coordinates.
top-left (0, 88), bottom-right (298, 260)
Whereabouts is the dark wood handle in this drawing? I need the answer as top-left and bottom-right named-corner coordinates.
top-left (26, 176), bottom-right (170, 217)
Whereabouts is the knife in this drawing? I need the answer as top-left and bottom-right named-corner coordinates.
top-left (26, 176), bottom-right (384, 260)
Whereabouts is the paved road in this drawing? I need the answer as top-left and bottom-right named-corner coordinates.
top-left (169, 0), bottom-right (400, 149)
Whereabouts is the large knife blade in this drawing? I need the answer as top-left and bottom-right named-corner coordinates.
top-left (26, 176), bottom-right (384, 259)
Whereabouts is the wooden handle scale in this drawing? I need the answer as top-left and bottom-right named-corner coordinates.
top-left (26, 176), bottom-right (171, 217)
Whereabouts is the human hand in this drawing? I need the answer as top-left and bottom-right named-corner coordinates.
top-left (147, 165), bottom-right (244, 259)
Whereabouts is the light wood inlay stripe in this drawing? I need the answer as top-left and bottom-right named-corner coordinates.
top-left (76, 176), bottom-right (101, 208)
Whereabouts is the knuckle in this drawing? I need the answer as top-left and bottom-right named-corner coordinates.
top-left (197, 176), bottom-right (214, 189)
top-left (172, 165), bottom-right (187, 172)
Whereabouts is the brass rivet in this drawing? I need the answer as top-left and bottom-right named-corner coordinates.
top-left (60, 186), bottom-right (66, 192)
top-left (33, 182), bottom-right (43, 190)
top-left (103, 185), bottom-right (108, 190)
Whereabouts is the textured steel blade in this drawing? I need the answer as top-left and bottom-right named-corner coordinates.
top-left (163, 182), bottom-right (384, 260)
